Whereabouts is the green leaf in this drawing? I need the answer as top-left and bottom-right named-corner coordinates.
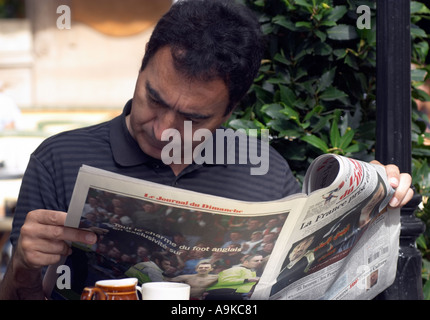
top-left (344, 54), bottom-right (359, 70)
top-left (314, 42), bottom-right (332, 56)
top-left (319, 86), bottom-right (348, 101)
top-left (314, 29), bottom-right (327, 42)
top-left (318, 68), bottom-right (336, 92)
top-left (295, 21), bottom-right (313, 29)
top-left (280, 104), bottom-right (301, 124)
top-left (330, 118), bottom-right (341, 148)
top-left (412, 68), bottom-right (428, 82)
top-left (301, 135), bottom-right (329, 152)
top-left (261, 22), bottom-right (275, 35)
top-left (261, 103), bottom-right (288, 120)
top-left (344, 143), bottom-right (366, 154)
top-left (424, 279), bottom-right (430, 300)
top-left (413, 41), bottom-right (429, 63)
top-left (254, 0), bottom-right (265, 7)
top-left (311, 115), bottom-right (329, 133)
top-left (273, 52), bottom-right (291, 66)
top-left (411, 1), bottom-right (430, 14)
top-left (320, 20), bottom-right (337, 27)
top-left (422, 257), bottom-right (430, 279)
top-left (253, 85), bottom-right (274, 104)
top-left (279, 85), bottom-right (297, 107)
top-left (279, 129), bottom-right (302, 139)
top-left (326, 5), bottom-right (348, 22)
top-left (411, 24), bottom-right (428, 39)
top-left (294, 0), bottom-right (313, 10)
top-left (417, 234), bottom-right (428, 250)
top-left (303, 105), bottom-right (323, 122)
top-left (327, 24), bottom-right (358, 40)
top-left (272, 15), bottom-right (297, 31)
top-left (412, 148), bottom-right (430, 157)
top-left (228, 119), bottom-right (259, 130)
top-left (293, 68), bottom-right (308, 81)
top-left (333, 48), bottom-right (347, 59)
top-left (339, 127), bottom-right (355, 150)
top-left (412, 88), bottom-right (430, 102)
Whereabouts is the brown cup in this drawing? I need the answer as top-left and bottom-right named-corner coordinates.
top-left (81, 278), bottom-right (142, 300)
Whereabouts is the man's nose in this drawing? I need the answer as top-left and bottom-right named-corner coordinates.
top-left (154, 110), bottom-right (179, 141)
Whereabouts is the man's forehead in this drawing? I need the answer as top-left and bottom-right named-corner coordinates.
top-left (145, 80), bottom-right (214, 120)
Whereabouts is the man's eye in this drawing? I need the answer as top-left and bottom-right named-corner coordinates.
top-left (148, 96), bottom-right (160, 105)
top-left (147, 95), bottom-right (166, 109)
top-left (185, 117), bottom-right (201, 125)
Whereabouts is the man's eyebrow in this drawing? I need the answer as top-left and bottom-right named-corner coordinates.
top-left (146, 81), bottom-right (170, 108)
top-left (146, 81), bottom-right (213, 120)
top-left (179, 110), bottom-right (212, 120)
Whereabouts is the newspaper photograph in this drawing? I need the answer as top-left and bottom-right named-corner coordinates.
top-left (253, 155), bottom-right (400, 300)
top-left (43, 154), bottom-right (400, 300)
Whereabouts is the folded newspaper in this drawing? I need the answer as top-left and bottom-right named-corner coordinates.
top-left (43, 154), bottom-right (400, 300)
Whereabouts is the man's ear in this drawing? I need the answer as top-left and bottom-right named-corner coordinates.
top-left (223, 104), bottom-right (236, 122)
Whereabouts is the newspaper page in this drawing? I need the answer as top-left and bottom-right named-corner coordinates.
top-left (43, 165), bottom-right (307, 300)
top-left (252, 155), bottom-right (399, 300)
top-left (43, 154), bottom-right (400, 300)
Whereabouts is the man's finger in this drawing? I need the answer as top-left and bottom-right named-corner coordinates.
top-left (24, 210), bottom-right (97, 244)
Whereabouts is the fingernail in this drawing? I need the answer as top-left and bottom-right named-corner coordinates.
top-left (389, 177), bottom-right (399, 187)
top-left (86, 233), bottom-right (97, 244)
top-left (389, 197), bottom-right (399, 207)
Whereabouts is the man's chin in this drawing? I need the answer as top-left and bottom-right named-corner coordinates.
top-left (141, 139), bottom-right (184, 163)
top-left (140, 144), bottom-right (163, 161)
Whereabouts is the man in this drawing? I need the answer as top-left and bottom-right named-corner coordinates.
top-left (272, 235), bottom-right (317, 295)
top-left (167, 260), bottom-right (218, 300)
top-left (125, 252), bottom-right (171, 284)
top-left (0, 0), bottom-right (413, 300)
top-left (204, 254), bottom-right (264, 300)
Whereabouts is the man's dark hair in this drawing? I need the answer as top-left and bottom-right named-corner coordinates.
top-left (140, 0), bottom-right (265, 115)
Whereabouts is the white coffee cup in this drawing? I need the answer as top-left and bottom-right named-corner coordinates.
top-left (141, 282), bottom-right (190, 300)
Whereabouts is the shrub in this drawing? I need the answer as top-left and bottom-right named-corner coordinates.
top-left (232, 0), bottom-right (430, 298)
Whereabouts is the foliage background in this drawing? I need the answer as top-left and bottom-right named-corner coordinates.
top-left (231, 0), bottom-right (430, 299)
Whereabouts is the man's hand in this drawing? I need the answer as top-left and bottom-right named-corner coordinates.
top-left (371, 160), bottom-right (414, 208)
top-left (0, 210), bottom-right (97, 299)
top-left (17, 209), bottom-right (97, 269)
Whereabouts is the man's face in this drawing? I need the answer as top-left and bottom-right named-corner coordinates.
top-left (247, 255), bottom-right (263, 270)
top-left (196, 263), bottom-right (213, 275)
top-left (127, 46), bottom-right (231, 162)
top-left (160, 259), bottom-right (171, 271)
top-left (289, 237), bottom-right (314, 261)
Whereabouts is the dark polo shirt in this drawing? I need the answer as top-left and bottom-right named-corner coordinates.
top-left (10, 100), bottom-right (301, 246)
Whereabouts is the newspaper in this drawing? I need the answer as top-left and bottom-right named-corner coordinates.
top-left (43, 154), bottom-right (400, 300)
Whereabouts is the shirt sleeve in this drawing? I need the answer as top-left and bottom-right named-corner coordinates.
top-left (10, 154), bottom-right (64, 247)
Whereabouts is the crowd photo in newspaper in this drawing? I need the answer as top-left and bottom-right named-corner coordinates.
top-left (43, 154), bottom-right (401, 300)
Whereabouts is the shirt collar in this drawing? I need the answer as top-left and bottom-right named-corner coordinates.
top-left (110, 99), bottom-right (154, 167)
